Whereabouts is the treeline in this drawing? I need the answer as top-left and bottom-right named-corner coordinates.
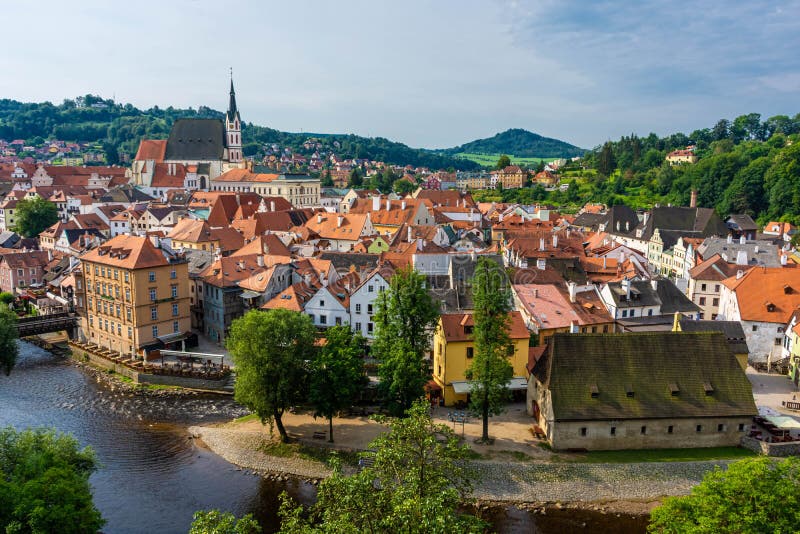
top-left (0, 95), bottom-right (478, 170)
top-left (440, 127), bottom-right (586, 159)
top-left (578, 113), bottom-right (800, 224)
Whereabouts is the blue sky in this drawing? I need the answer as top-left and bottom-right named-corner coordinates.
top-left (1, 1), bottom-right (798, 149)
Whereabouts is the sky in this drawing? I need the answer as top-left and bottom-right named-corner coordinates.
top-left (1, 0), bottom-right (799, 150)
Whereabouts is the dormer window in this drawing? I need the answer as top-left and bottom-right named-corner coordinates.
top-left (766, 302), bottom-right (776, 312)
top-left (703, 381), bottom-right (715, 396)
top-left (590, 384), bottom-right (599, 398)
top-left (625, 385), bottom-right (635, 398)
top-left (669, 383), bottom-right (680, 396)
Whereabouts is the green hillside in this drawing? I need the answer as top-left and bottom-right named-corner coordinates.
top-left (441, 128), bottom-right (586, 160)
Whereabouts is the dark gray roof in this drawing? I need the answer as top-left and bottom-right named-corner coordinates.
top-left (641, 207), bottom-right (727, 242)
top-left (607, 279), bottom-right (700, 314)
top-left (100, 184), bottom-right (156, 203)
top-left (164, 119), bottom-right (226, 161)
top-left (318, 252), bottom-right (380, 275)
top-left (532, 332), bottom-right (757, 421)
top-left (697, 237), bottom-right (781, 268)
top-left (678, 319), bottom-right (749, 354)
top-left (0, 231), bottom-right (20, 248)
top-left (184, 249), bottom-right (214, 276)
top-left (572, 212), bottom-right (606, 230)
top-left (727, 214), bottom-right (758, 232)
top-left (602, 205), bottom-right (640, 235)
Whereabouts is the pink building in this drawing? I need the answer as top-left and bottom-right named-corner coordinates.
top-left (0, 251), bottom-right (52, 293)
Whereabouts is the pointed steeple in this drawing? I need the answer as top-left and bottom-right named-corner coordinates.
top-left (227, 73), bottom-right (239, 122)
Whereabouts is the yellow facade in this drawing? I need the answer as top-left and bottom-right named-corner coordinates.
top-left (82, 259), bottom-right (191, 356)
top-left (432, 314), bottom-right (530, 407)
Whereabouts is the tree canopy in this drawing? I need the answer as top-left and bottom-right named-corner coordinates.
top-left (14, 197), bottom-right (59, 238)
top-left (495, 154), bottom-right (511, 169)
top-left (308, 326), bottom-right (367, 442)
top-left (373, 267), bottom-right (439, 415)
top-left (278, 400), bottom-right (487, 533)
top-left (189, 510), bottom-right (261, 534)
top-left (227, 309), bottom-right (315, 442)
top-left (0, 427), bottom-right (104, 533)
top-left (0, 307), bottom-right (18, 376)
top-left (466, 257), bottom-right (514, 443)
top-left (649, 456), bottom-right (800, 533)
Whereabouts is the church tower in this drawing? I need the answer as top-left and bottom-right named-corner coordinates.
top-left (225, 77), bottom-right (242, 163)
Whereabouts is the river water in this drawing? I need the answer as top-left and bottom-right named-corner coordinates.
top-left (0, 342), bottom-right (647, 533)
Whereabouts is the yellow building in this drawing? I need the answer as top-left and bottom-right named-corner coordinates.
top-left (79, 235), bottom-right (191, 356)
top-left (432, 311), bottom-right (530, 406)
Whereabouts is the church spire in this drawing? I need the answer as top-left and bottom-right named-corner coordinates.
top-left (227, 72), bottom-right (239, 123)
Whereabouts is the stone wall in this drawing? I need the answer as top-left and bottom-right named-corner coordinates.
top-left (741, 436), bottom-right (800, 457)
top-left (550, 417), bottom-right (752, 451)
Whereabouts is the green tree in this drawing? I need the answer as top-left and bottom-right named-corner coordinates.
top-left (189, 510), bottom-right (261, 534)
top-left (495, 154), bottom-right (511, 169)
top-left (321, 169), bottom-right (333, 187)
top-left (0, 291), bottom-right (14, 305)
top-left (465, 257), bottom-right (514, 443)
top-left (14, 197), bottom-right (59, 237)
top-left (278, 401), bottom-right (486, 533)
top-left (348, 168), bottom-right (363, 187)
top-left (309, 326), bottom-right (367, 442)
top-left (0, 428), bottom-right (104, 533)
top-left (227, 309), bottom-right (315, 442)
top-left (393, 178), bottom-right (416, 195)
top-left (0, 308), bottom-right (18, 376)
top-left (649, 457), bottom-right (800, 533)
top-left (374, 267), bottom-right (439, 416)
top-left (597, 142), bottom-right (616, 176)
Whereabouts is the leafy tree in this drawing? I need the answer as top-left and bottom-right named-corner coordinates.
top-left (393, 178), bottom-right (416, 195)
top-left (597, 142), bottom-right (616, 176)
top-left (278, 400), bottom-right (487, 533)
top-left (189, 510), bottom-right (261, 534)
top-left (348, 168), bottom-right (363, 187)
top-left (465, 258), bottom-right (514, 443)
top-left (0, 308), bottom-right (18, 376)
top-left (320, 169), bottom-right (333, 187)
top-left (227, 309), bottom-right (315, 442)
top-left (0, 292), bottom-right (14, 305)
top-left (309, 326), bottom-right (367, 442)
top-left (649, 457), bottom-right (800, 533)
top-left (374, 267), bottom-right (439, 416)
top-left (0, 428), bottom-right (104, 533)
top-left (14, 197), bottom-right (59, 237)
top-left (495, 154), bottom-right (511, 169)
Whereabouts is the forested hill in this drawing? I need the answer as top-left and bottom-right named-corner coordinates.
top-left (441, 128), bottom-right (586, 159)
top-left (0, 95), bottom-right (479, 170)
top-left (581, 113), bottom-right (800, 225)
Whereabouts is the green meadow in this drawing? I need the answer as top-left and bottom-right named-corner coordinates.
top-left (454, 152), bottom-right (553, 168)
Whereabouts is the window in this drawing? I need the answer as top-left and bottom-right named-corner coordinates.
top-left (151, 307), bottom-right (158, 320)
top-left (173, 321), bottom-right (180, 333)
top-left (776, 338), bottom-right (783, 346)
top-left (715, 284), bottom-right (720, 292)
top-left (128, 327), bottom-right (133, 339)
top-left (621, 310), bottom-right (627, 318)
top-left (696, 424), bottom-right (703, 433)
top-left (152, 325), bottom-right (158, 338)
top-left (335, 316), bottom-right (342, 326)
top-left (117, 324), bottom-right (122, 335)
top-left (126, 308), bottom-right (132, 321)
top-left (355, 303), bottom-right (361, 313)
top-left (170, 269), bottom-right (177, 279)
top-left (320, 315), bottom-right (327, 324)
top-left (667, 425), bottom-right (674, 434)
top-left (648, 309), bottom-right (653, 316)
top-left (320, 300), bottom-right (325, 307)
top-left (149, 288), bottom-right (156, 301)
top-left (355, 322), bottom-right (361, 331)
top-left (125, 289), bottom-right (131, 301)
top-left (717, 424), bottom-right (725, 432)
top-left (712, 297), bottom-right (719, 306)
top-left (752, 325), bottom-right (758, 332)
top-left (580, 427), bottom-right (587, 436)
top-left (367, 304), bottom-right (373, 315)
top-left (466, 347), bottom-right (474, 359)
top-left (95, 266), bottom-right (99, 275)
top-left (610, 426), bottom-right (616, 436)
top-left (699, 297), bottom-right (706, 305)
top-left (171, 285), bottom-right (178, 298)
top-left (125, 272), bottom-right (129, 283)
top-left (437, 365), bottom-right (442, 376)
top-left (172, 303), bottom-right (179, 316)
top-left (641, 426), bottom-right (647, 435)
top-left (701, 283), bottom-right (706, 291)
top-left (114, 269), bottom-right (119, 280)
top-left (367, 322), bottom-right (374, 333)
top-left (148, 271), bottom-right (156, 282)
top-left (16, 268), bottom-right (23, 277)
top-left (738, 423), bottom-right (745, 432)
top-left (368, 285), bottom-right (374, 293)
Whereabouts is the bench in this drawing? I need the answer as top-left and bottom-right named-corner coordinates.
top-left (312, 431), bottom-right (327, 440)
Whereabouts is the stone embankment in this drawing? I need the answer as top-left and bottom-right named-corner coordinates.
top-left (190, 425), bottom-right (727, 504)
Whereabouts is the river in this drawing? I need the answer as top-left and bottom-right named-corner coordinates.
top-left (0, 342), bottom-right (648, 533)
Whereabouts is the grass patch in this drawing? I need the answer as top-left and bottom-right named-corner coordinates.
top-left (257, 439), bottom-right (360, 467)
top-left (560, 447), bottom-right (756, 464)
top-left (233, 413), bottom-right (260, 424)
top-left (496, 450), bottom-right (531, 461)
top-left (454, 152), bottom-right (550, 167)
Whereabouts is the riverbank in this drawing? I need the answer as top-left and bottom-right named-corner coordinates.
top-left (190, 422), bottom-right (727, 515)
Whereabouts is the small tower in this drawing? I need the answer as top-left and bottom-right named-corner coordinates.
top-left (225, 75), bottom-right (242, 163)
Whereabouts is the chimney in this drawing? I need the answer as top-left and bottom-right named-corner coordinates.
top-left (386, 199), bottom-right (391, 211)
top-left (417, 238), bottom-right (424, 251)
top-left (622, 277), bottom-right (631, 300)
top-left (539, 238), bottom-right (546, 251)
top-left (651, 278), bottom-right (658, 291)
top-left (270, 200), bottom-right (275, 211)
top-left (533, 288), bottom-right (539, 298)
top-left (407, 226), bottom-right (412, 242)
top-left (569, 321), bottom-right (579, 334)
top-left (736, 269), bottom-right (744, 279)
top-left (739, 235), bottom-right (746, 245)
top-left (625, 221), bottom-right (630, 232)
top-left (553, 234), bottom-right (558, 248)
top-left (317, 214), bottom-right (323, 224)
top-left (690, 189), bottom-right (697, 208)
top-left (727, 234), bottom-right (733, 244)
top-left (337, 215), bottom-right (344, 228)
top-left (643, 212), bottom-right (649, 226)
top-left (754, 246), bottom-right (759, 254)
top-left (401, 200), bottom-right (407, 210)
top-left (736, 251), bottom-right (748, 265)
top-left (603, 256), bottom-right (607, 269)
top-left (257, 255), bottom-right (264, 267)
top-left (47, 249), bottom-right (53, 262)
top-left (536, 258), bottom-right (546, 270)
top-left (567, 281), bottom-right (577, 303)
top-left (781, 254), bottom-right (788, 266)
top-left (372, 196), bottom-right (380, 211)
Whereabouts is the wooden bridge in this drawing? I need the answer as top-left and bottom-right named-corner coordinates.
top-left (16, 312), bottom-right (80, 339)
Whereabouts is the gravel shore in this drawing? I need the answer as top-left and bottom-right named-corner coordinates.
top-left (190, 425), bottom-right (727, 504)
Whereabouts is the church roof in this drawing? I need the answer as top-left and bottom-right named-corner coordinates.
top-left (227, 79), bottom-right (239, 122)
top-left (164, 119), bottom-right (226, 161)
